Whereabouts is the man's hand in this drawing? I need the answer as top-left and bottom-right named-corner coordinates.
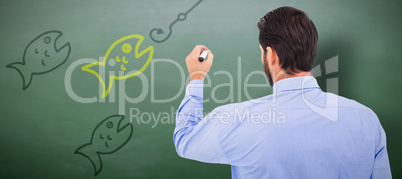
top-left (185, 45), bottom-right (214, 81)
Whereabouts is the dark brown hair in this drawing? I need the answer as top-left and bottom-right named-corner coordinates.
top-left (257, 6), bottom-right (318, 74)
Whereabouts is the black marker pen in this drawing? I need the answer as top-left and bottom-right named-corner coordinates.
top-left (198, 50), bottom-right (208, 62)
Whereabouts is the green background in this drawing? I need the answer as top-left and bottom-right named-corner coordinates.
top-left (0, 0), bottom-right (401, 178)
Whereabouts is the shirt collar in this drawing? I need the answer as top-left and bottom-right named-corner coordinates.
top-left (273, 76), bottom-right (320, 93)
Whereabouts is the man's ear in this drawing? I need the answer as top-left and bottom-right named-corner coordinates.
top-left (266, 46), bottom-right (277, 66)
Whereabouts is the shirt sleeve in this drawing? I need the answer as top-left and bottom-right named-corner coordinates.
top-left (173, 79), bottom-right (227, 164)
top-left (371, 111), bottom-right (392, 179)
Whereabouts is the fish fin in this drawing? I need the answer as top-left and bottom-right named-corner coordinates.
top-left (81, 62), bottom-right (114, 99)
top-left (102, 75), bottom-right (115, 98)
top-left (6, 62), bottom-right (33, 90)
top-left (74, 144), bottom-right (103, 176)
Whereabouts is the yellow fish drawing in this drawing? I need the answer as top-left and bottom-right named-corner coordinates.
top-left (82, 34), bottom-right (154, 98)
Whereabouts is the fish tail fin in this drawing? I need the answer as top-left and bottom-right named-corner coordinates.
top-left (102, 76), bottom-right (115, 99)
top-left (74, 144), bottom-right (103, 176)
top-left (6, 62), bottom-right (33, 90)
top-left (81, 62), bottom-right (114, 99)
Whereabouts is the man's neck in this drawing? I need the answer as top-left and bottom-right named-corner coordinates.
top-left (274, 70), bottom-right (312, 84)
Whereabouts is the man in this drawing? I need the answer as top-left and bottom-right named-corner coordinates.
top-left (173, 6), bottom-right (391, 178)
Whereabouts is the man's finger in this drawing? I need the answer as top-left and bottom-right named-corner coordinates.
top-left (191, 45), bottom-right (208, 57)
top-left (206, 50), bottom-right (214, 64)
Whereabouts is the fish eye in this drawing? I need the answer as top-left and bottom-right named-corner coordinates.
top-left (35, 48), bottom-right (39, 54)
top-left (122, 43), bottom-right (132, 53)
top-left (44, 36), bottom-right (51, 44)
top-left (106, 122), bottom-right (113, 129)
top-left (100, 134), bottom-right (104, 139)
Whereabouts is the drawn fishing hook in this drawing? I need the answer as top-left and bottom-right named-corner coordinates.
top-left (149, 0), bottom-right (203, 43)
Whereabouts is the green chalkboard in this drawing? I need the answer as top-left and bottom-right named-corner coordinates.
top-left (0, 0), bottom-right (401, 178)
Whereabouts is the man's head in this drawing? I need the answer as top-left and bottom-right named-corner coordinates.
top-left (257, 6), bottom-right (318, 86)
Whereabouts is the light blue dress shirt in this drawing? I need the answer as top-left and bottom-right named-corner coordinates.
top-left (174, 76), bottom-right (391, 178)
